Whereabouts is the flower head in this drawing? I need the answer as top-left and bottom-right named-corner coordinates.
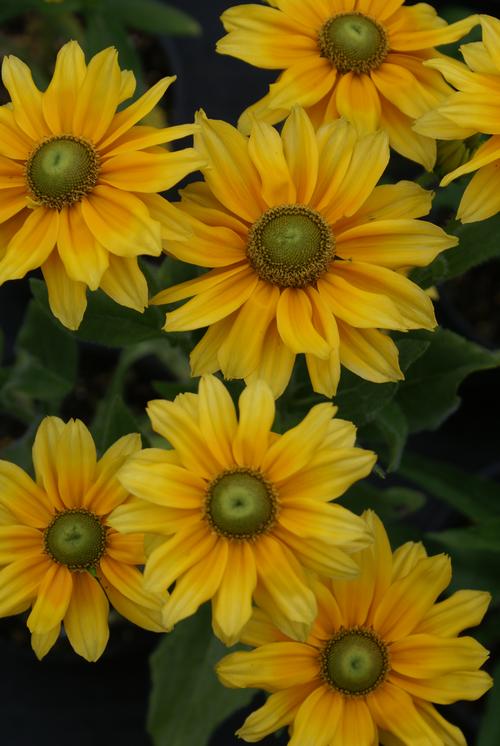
top-left (152, 110), bottom-right (456, 397)
top-left (415, 15), bottom-right (500, 223)
top-left (217, 511), bottom-right (492, 744)
top-left (0, 40), bottom-right (204, 329)
top-left (110, 375), bottom-right (376, 645)
top-left (217, 0), bottom-right (478, 169)
top-left (0, 417), bottom-right (165, 661)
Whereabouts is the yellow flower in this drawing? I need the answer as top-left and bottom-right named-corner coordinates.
top-left (216, 0), bottom-right (478, 169)
top-left (415, 15), bottom-right (500, 223)
top-left (217, 511), bottom-right (492, 745)
top-left (0, 417), bottom-right (165, 661)
top-left (110, 375), bottom-right (376, 645)
top-left (152, 110), bottom-right (456, 397)
top-left (0, 40), bottom-right (204, 329)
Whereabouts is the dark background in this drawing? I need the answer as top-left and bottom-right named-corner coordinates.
top-left (1, 1), bottom-right (498, 745)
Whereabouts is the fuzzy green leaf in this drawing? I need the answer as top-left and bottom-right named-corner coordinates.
top-left (148, 605), bottom-right (254, 746)
top-left (106, 0), bottom-right (201, 36)
top-left (394, 328), bottom-right (500, 432)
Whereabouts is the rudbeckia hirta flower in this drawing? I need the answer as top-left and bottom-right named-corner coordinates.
top-left (110, 375), bottom-right (376, 645)
top-left (217, 511), bottom-right (492, 745)
top-left (0, 417), bottom-right (165, 661)
top-left (152, 109), bottom-right (456, 397)
top-left (216, 0), bottom-right (478, 169)
top-left (415, 15), bottom-right (500, 223)
top-left (0, 40), bottom-right (204, 329)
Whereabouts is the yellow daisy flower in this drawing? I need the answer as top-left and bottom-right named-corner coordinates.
top-left (217, 511), bottom-right (492, 745)
top-left (0, 40), bottom-right (204, 329)
top-left (415, 15), bottom-right (500, 223)
top-left (0, 417), bottom-right (165, 661)
top-left (152, 110), bottom-right (457, 397)
top-left (110, 375), bottom-right (376, 645)
top-left (216, 0), bottom-right (478, 169)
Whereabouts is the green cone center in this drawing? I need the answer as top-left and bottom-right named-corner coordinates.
top-left (319, 13), bottom-right (388, 74)
top-left (26, 135), bottom-right (99, 209)
top-left (323, 629), bottom-right (389, 695)
top-left (247, 205), bottom-right (335, 288)
top-left (44, 509), bottom-right (106, 569)
top-left (206, 469), bottom-right (277, 539)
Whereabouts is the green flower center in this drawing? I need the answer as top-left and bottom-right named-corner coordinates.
top-left (246, 205), bottom-right (335, 288)
top-left (44, 509), bottom-right (107, 570)
top-left (26, 135), bottom-right (100, 210)
top-left (318, 13), bottom-right (389, 74)
top-left (205, 468), bottom-right (278, 539)
top-left (321, 627), bottom-right (389, 695)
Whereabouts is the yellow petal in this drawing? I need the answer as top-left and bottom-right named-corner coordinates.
top-left (336, 218), bottom-right (456, 269)
top-left (336, 696), bottom-right (376, 746)
top-left (367, 681), bottom-right (441, 744)
top-left (84, 433), bottom-right (142, 515)
top-left (56, 419), bottom-right (97, 508)
top-left (0, 104), bottom-right (33, 159)
top-left (100, 147), bottom-right (205, 193)
top-left (380, 95), bottom-right (436, 170)
top-left (236, 685), bottom-right (315, 743)
top-left (42, 41), bottom-right (86, 133)
top-left (164, 267), bottom-right (258, 332)
top-left (100, 556), bottom-right (160, 610)
top-left (244, 319), bottom-right (296, 398)
top-left (31, 623), bottom-right (60, 660)
top-left (233, 380), bottom-right (275, 469)
top-left (104, 581), bottom-right (164, 633)
top-left (336, 72), bottom-right (381, 134)
top-left (198, 375), bottom-right (238, 467)
top-left (72, 47), bottom-right (121, 142)
top-left (27, 563), bottom-right (73, 634)
top-left (391, 634), bottom-right (489, 679)
top-left (248, 118), bottom-right (296, 205)
top-left (414, 701), bottom-right (466, 746)
top-left (289, 685), bottom-right (342, 746)
top-left (218, 280), bottom-right (280, 379)
top-left (195, 111), bottom-right (265, 222)
top-left (144, 524), bottom-right (217, 592)
top-left (81, 187), bottom-right (161, 257)
top-left (337, 322), bottom-right (403, 383)
top-left (98, 76), bottom-right (177, 150)
top-left (277, 525), bottom-right (360, 579)
top-left (253, 535), bottom-right (317, 633)
top-left (390, 669), bottom-right (492, 705)
top-left (417, 589), bottom-right (491, 637)
top-left (64, 572), bottom-right (109, 661)
top-left (216, 642), bottom-right (319, 690)
top-left (373, 554), bottom-right (451, 639)
top-left (282, 106), bottom-right (319, 204)
top-left (101, 122), bottom-right (196, 158)
top-left (0, 208), bottom-right (59, 283)
top-left (32, 416), bottom-right (65, 510)
top-left (262, 403), bottom-right (335, 483)
top-left (0, 524), bottom-right (42, 564)
top-left (0, 460), bottom-right (52, 527)
top-left (212, 541), bottom-right (257, 645)
top-left (107, 497), bottom-right (192, 536)
top-left (277, 288), bottom-right (331, 358)
top-left (99, 254), bottom-right (148, 312)
top-left (41, 252), bottom-right (87, 330)
top-left (2, 55), bottom-right (48, 140)
top-left (279, 499), bottom-right (371, 547)
top-left (0, 554), bottom-right (49, 617)
top-left (389, 14), bottom-right (480, 51)
top-left (118, 449), bottom-right (205, 509)
top-left (162, 539), bottom-right (228, 627)
top-left (57, 204), bottom-right (109, 290)
top-left (458, 161), bottom-right (500, 223)
top-left (147, 398), bottom-right (222, 480)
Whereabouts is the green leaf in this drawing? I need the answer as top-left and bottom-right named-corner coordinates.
top-left (92, 394), bottom-right (140, 452)
top-left (148, 605), bottom-right (255, 746)
top-left (394, 328), bottom-right (500, 432)
top-left (428, 520), bottom-right (500, 553)
top-left (399, 452), bottom-right (500, 522)
top-left (107, 0), bottom-right (201, 36)
top-left (0, 300), bottom-right (77, 408)
top-left (367, 400), bottom-right (408, 472)
top-left (476, 659), bottom-right (500, 746)
top-left (335, 372), bottom-right (398, 427)
top-left (412, 212), bottom-right (500, 289)
top-left (30, 278), bottom-right (164, 347)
